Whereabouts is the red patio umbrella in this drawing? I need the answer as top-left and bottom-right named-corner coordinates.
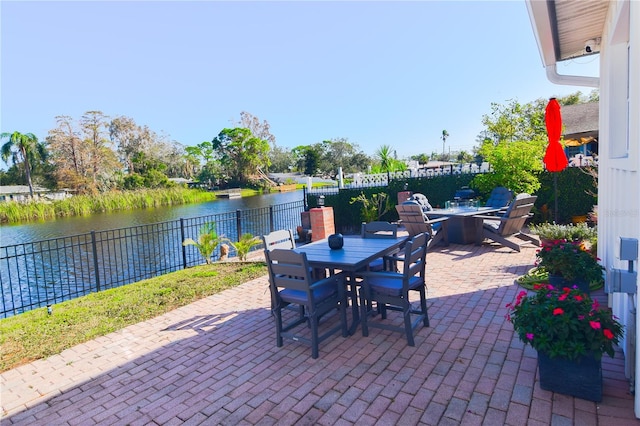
top-left (544, 98), bottom-right (568, 222)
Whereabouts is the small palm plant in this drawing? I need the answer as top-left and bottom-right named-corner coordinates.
top-left (182, 222), bottom-right (221, 264)
top-left (228, 233), bottom-right (262, 261)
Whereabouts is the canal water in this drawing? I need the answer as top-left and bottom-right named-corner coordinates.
top-left (0, 190), bottom-right (305, 247)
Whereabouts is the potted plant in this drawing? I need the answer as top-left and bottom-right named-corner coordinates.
top-left (506, 284), bottom-right (623, 401)
top-left (535, 239), bottom-right (604, 293)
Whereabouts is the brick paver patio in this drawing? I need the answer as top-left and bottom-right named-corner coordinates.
top-left (1, 241), bottom-right (638, 425)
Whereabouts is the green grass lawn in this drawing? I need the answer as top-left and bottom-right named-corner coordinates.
top-left (0, 262), bottom-right (267, 372)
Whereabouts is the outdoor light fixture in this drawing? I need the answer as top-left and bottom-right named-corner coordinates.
top-left (318, 195), bottom-right (325, 207)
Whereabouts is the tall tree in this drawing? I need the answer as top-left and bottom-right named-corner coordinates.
top-left (81, 111), bottom-right (112, 185)
top-left (481, 98), bottom-right (547, 144)
top-left (0, 131), bottom-right (41, 196)
top-left (267, 145), bottom-right (294, 173)
top-left (212, 128), bottom-right (270, 184)
top-left (235, 111), bottom-right (276, 147)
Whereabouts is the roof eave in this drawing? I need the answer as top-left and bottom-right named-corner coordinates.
top-left (525, 0), bottom-right (600, 88)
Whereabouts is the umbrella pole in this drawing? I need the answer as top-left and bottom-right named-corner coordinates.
top-left (554, 173), bottom-right (558, 223)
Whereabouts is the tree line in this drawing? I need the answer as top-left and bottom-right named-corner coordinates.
top-left (1, 90), bottom-right (597, 197)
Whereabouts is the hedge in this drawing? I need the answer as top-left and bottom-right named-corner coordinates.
top-left (307, 168), bottom-right (596, 233)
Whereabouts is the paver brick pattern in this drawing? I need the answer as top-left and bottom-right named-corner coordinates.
top-left (1, 240), bottom-right (638, 425)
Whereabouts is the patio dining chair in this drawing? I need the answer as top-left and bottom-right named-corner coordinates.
top-left (358, 232), bottom-right (429, 346)
top-left (265, 249), bottom-right (348, 358)
top-left (360, 221), bottom-right (399, 272)
top-left (261, 229), bottom-right (296, 251)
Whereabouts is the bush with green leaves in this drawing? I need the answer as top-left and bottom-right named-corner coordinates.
top-left (349, 192), bottom-right (391, 223)
top-left (471, 139), bottom-right (546, 196)
top-left (531, 222), bottom-right (597, 242)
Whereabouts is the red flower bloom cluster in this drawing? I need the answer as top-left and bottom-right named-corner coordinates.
top-left (505, 283), bottom-right (623, 360)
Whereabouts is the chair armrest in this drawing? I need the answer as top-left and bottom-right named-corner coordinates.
top-left (473, 214), bottom-right (507, 221)
top-left (357, 270), bottom-right (403, 280)
top-left (426, 216), bottom-right (449, 224)
top-left (310, 271), bottom-right (346, 289)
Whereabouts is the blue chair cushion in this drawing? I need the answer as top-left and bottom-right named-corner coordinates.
top-left (279, 281), bottom-right (337, 305)
top-left (367, 274), bottom-right (423, 296)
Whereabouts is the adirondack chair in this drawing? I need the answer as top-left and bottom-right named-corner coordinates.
top-left (485, 186), bottom-right (513, 210)
top-left (395, 203), bottom-right (449, 248)
top-left (474, 194), bottom-right (540, 252)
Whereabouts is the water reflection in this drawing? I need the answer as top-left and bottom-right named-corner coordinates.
top-left (0, 191), bottom-right (304, 247)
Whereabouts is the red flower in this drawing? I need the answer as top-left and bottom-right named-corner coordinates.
top-left (553, 308), bottom-right (564, 316)
top-left (604, 329), bottom-right (615, 340)
top-left (575, 295), bottom-right (583, 302)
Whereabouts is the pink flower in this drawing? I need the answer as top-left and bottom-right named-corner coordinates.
top-left (526, 333), bottom-right (534, 341)
top-left (590, 321), bottom-right (601, 330)
top-left (553, 308), bottom-right (564, 316)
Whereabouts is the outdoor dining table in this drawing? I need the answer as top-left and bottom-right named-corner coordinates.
top-left (427, 206), bottom-right (502, 244)
top-left (293, 234), bottom-right (408, 334)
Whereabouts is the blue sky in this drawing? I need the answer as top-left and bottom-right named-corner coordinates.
top-left (1, 0), bottom-right (599, 160)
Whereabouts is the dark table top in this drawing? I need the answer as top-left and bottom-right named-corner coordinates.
top-left (294, 235), bottom-right (408, 272)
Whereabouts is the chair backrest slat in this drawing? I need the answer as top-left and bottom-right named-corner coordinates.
top-left (496, 195), bottom-right (537, 235)
top-left (401, 232), bottom-right (428, 288)
top-left (395, 204), bottom-right (435, 237)
top-left (265, 249), bottom-right (313, 294)
top-left (262, 229), bottom-right (296, 251)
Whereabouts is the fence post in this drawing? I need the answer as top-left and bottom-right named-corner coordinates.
top-left (269, 206), bottom-right (275, 232)
top-left (303, 187), bottom-right (308, 211)
top-left (236, 210), bottom-right (242, 239)
top-left (91, 231), bottom-right (101, 292)
top-left (180, 218), bottom-right (187, 269)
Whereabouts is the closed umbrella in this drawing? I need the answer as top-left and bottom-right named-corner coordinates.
top-left (544, 98), bottom-right (568, 222)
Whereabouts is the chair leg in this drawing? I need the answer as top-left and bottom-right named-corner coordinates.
top-left (359, 286), bottom-right (369, 337)
top-left (274, 308), bottom-right (284, 347)
top-left (403, 303), bottom-right (415, 346)
top-left (310, 315), bottom-right (319, 359)
top-left (420, 287), bottom-right (429, 327)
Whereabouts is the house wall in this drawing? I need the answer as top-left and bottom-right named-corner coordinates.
top-left (599, 0), bottom-right (640, 413)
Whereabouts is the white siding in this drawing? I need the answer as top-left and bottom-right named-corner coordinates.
top-left (599, 0), bottom-right (640, 413)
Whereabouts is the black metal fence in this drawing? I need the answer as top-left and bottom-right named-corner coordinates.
top-left (0, 200), bottom-right (305, 318)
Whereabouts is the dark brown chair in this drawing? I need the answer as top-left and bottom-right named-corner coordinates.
top-left (358, 232), bottom-right (429, 346)
top-left (395, 204), bottom-right (449, 248)
top-left (474, 194), bottom-right (540, 252)
top-left (264, 249), bottom-right (348, 358)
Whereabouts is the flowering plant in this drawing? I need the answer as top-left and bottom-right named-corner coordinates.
top-left (536, 239), bottom-right (604, 285)
top-left (506, 284), bottom-right (623, 360)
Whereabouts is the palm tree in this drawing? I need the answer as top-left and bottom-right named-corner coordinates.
top-left (376, 144), bottom-right (394, 182)
top-left (441, 130), bottom-right (450, 157)
top-left (182, 222), bottom-right (221, 264)
top-left (1, 131), bottom-right (40, 197)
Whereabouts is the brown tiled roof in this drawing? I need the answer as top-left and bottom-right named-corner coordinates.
top-left (562, 102), bottom-right (599, 137)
